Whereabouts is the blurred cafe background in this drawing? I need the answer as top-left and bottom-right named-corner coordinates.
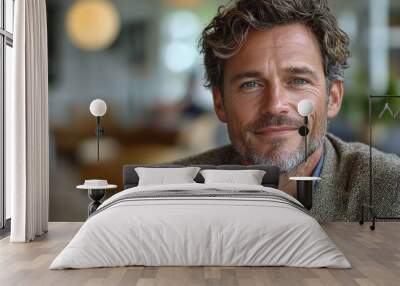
top-left (46, 0), bottom-right (400, 221)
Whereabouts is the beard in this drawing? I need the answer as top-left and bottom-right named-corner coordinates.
top-left (232, 113), bottom-right (327, 174)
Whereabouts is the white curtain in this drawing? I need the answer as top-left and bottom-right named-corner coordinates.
top-left (7, 0), bottom-right (49, 242)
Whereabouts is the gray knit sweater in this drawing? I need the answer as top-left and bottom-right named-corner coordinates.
top-left (173, 134), bottom-right (400, 222)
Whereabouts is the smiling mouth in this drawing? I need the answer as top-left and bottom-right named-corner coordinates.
top-left (253, 126), bottom-right (298, 135)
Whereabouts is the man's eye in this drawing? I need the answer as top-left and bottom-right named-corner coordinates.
top-left (240, 81), bottom-right (259, 89)
top-left (290, 78), bottom-right (309, 85)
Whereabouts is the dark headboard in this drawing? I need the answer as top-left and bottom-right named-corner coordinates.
top-left (123, 164), bottom-right (280, 189)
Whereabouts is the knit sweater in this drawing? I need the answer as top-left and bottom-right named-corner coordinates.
top-left (173, 133), bottom-right (400, 222)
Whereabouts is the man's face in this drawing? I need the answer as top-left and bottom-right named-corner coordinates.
top-left (212, 24), bottom-right (343, 172)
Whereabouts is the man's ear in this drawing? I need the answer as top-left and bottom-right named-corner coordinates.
top-left (212, 87), bottom-right (228, 123)
top-left (327, 80), bottom-right (344, 118)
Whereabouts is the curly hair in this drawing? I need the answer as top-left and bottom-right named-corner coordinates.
top-left (200, 0), bottom-right (350, 90)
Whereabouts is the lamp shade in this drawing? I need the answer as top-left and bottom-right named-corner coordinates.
top-left (90, 99), bottom-right (107, 117)
top-left (297, 99), bottom-right (314, 117)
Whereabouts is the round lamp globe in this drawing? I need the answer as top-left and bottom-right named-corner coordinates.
top-left (297, 99), bottom-right (314, 117)
top-left (90, 99), bottom-right (107, 117)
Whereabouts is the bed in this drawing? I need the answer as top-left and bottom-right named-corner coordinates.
top-left (50, 164), bottom-right (351, 269)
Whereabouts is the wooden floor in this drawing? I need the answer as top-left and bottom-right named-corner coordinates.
top-left (0, 222), bottom-right (399, 286)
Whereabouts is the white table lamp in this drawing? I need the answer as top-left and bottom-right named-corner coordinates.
top-left (291, 99), bottom-right (318, 210)
top-left (297, 99), bottom-right (314, 162)
top-left (89, 99), bottom-right (107, 161)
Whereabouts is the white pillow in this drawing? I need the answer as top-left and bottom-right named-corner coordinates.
top-left (135, 167), bottom-right (201, 186)
top-left (200, 169), bottom-right (266, 185)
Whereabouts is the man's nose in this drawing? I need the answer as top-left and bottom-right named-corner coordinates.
top-left (260, 81), bottom-right (290, 115)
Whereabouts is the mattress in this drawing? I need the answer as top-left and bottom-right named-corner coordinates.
top-left (50, 183), bottom-right (351, 269)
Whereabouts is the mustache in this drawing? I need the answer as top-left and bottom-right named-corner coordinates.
top-left (247, 114), bottom-right (303, 132)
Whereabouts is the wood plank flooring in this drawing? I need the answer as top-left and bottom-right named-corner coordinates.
top-left (0, 222), bottom-right (399, 286)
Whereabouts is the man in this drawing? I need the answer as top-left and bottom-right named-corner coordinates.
top-left (173, 0), bottom-right (400, 223)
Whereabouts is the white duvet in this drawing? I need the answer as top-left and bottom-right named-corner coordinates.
top-left (50, 183), bottom-right (351, 269)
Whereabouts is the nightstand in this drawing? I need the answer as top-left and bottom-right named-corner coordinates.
top-left (77, 180), bottom-right (117, 216)
top-left (289, 177), bottom-right (321, 210)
